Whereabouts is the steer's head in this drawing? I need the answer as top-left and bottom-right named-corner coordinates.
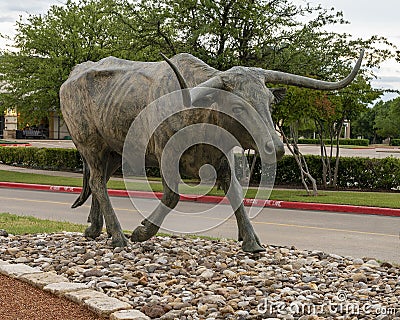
top-left (205, 67), bottom-right (287, 161)
top-left (161, 51), bottom-right (363, 163)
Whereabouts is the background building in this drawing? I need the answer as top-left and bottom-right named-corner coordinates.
top-left (0, 115), bottom-right (4, 138)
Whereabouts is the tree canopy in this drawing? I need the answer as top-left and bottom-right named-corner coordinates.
top-left (374, 97), bottom-right (400, 139)
top-left (351, 97), bottom-right (400, 142)
top-left (0, 0), bottom-right (397, 125)
top-left (0, 0), bottom-right (136, 121)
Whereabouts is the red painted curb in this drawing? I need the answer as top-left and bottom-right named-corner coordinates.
top-left (0, 143), bottom-right (31, 147)
top-left (0, 181), bottom-right (399, 217)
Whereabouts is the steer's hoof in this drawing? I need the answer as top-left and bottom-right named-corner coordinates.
top-left (131, 225), bottom-right (153, 242)
top-left (131, 220), bottom-right (159, 242)
top-left (241, 240), bottom-right (266, 253)
top-left (84, 226), bottom-right (102, 239)
top-left (111, 234), bottom-right (129, 248)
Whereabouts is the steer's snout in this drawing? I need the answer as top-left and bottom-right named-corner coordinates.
top-left (264, 139), bottom-right (285, 161)
top-left (275, 139), bottom-right (285, 160)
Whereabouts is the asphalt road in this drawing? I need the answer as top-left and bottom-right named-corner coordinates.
top-left (0, 188), bottom-right (399, 264)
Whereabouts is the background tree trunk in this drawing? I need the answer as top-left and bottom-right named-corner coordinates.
top-left (278, 124), bottom-right (318, 196)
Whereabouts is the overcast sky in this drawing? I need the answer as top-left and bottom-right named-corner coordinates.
top-left (305, 0), bottom-right (400, 101)
top-left (0, 0), bottom-right (399, 101)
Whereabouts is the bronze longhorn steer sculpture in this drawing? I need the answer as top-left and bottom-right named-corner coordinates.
top-left (60, 51), bottom-right (363, 252)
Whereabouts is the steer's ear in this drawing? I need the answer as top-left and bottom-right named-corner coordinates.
top-left (191, 92), bottom-right (215, 108)
top-left (192, 76), bottom-right (225, 108)
top-left (270, 87), bottom-right (287, 104)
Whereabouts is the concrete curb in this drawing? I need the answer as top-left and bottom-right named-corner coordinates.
top-left (0, 260), bottom-right (150, 319)
top-left (1, 181), bottom-right (399, 217)
top-left (0, 143), bottom-right (31, 147)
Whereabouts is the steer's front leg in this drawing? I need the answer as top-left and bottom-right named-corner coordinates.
top-left (233, 203), bottom-right (265, 253)
top-left (131, 178), bottom-right (179, 242)
top-left (218, 155), bottom-right (265, 253)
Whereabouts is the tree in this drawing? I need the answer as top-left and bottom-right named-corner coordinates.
top-left (352, 97), bottom-right (400, 144)
top-left (0, 0), bottom-right (142, 123)
top-left (0, 0), bottom-right (397, 191)
top-left (351, 107), bottom-right (379, 143)
top-left (131, 0), bottom-right (323, 70)
top-left (374, 97), bottom-right (400, 140)
top-left (126, 0), bottom-right (395, 191)
top-left (298, 75), bottom-right (381, 189)
top-left (272, 86), bottom-right (319, 195)
top-left (2, 0), bottom-right (394, 121)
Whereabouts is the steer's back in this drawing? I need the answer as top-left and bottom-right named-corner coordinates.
top-left (60, 56), bottom-right (181, 153)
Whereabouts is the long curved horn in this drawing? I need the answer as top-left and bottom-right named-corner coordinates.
top-left (160, 52), bottom-right (191, 107)
top-left (254, 49), bottom-right (364, 90)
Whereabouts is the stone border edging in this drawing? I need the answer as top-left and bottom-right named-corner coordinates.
top-left (0, 259), bottom-right (150, 319)
top-left (0, 181), bottom-right (399, 217)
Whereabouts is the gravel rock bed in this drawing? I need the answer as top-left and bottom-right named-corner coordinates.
top-left (0, 232), bottom-right (399, 320)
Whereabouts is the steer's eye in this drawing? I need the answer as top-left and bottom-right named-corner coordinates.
top-left (232, 106), bottom-right (244, 115)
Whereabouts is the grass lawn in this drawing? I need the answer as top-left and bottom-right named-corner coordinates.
top-left (0, 213), bottom-right (221, 241)
top-left (0, 169), bottom-right (399, 208)
top-left (267, 189), bottom-right (400, 208)
top-left (0, 212), bottom-right (87, 235)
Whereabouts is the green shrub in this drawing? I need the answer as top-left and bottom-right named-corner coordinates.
top-left (1, 147), bottom-right (399, 191)
top-left (296, 138), bottom-right (369, 146)
top-left (0, 147), bottom-right (82, 171)
top-left (337, 156), bottom-right (400, 190)
top-left (247, 154), bottom-right (400, 190)
top-left (391, 139), bottom-right (400, 146)
top-left (295, 138), bottom-right (319, 144)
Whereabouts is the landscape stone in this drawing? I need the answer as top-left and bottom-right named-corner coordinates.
top-left (43, 281), bottom-right (90, 295)
top-left (140, 303), bottom-right (170, 318)
top-left (365, 259), bottom-right (380, 267)
top-left (83, 268), bottom-right (105, 277)
top-left (64, 288), bottom-right (109, 304)
top-left (352, 272), bottom-right (368, 283)
top-left (110, 309), bottom-right (150, 320)
top-left (85, 296), bottom-right (132, 316)
top-left (0, 229), bottom-right (8, 237)
top-left (0, 263), bottom-right (41, 277)
top-left (353, 258), bottom-right (364, 265)
top-left (0, 232), bottom-right (397, 320)
top-left (19, 271), bottom-right (69, 288)
top-left (15, 257), bottom-right (30, 263)
top-left (200, 269), bottom-right (214, 279)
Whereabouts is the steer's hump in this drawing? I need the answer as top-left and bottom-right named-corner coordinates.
top-left (66, 56), bottom-right (157, 83)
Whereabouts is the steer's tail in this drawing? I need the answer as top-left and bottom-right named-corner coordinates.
top-left (72, 156), bottom-right (91, 208)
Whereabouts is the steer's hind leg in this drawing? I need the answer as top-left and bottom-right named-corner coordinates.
top-left (218, 156), bottom-right (265, 253)
top-left (84, 152), bottom-right (122, 240)
top-left (85, 152), bottom-right (122, 239)
top-left (83, 150), bottom-right (127, 247)
top-left (131, 178), bottom-right (179, 242)
top-left (85, 197), bottom-right (103, 239)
